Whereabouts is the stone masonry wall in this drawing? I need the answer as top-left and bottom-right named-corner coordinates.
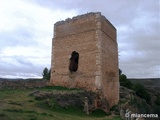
top-left (50, 12), bottom-right (119, 108)
top-left (50, 13), bottom-right (100, 91)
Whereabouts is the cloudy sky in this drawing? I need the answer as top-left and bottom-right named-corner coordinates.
top-left (0, 0), bottom-right (159, 78)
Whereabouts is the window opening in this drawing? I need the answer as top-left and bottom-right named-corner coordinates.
top-left (69, 51), bottom-right (79, 72)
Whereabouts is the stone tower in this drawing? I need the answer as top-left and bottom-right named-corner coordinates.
top-left (50, 12), bottom-right (119, 108)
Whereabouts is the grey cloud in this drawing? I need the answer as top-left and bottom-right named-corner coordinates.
top-left (120, 59), bottom-right (160, 78)
top-left (0, 27), bottom-right (36, 49)
top-left (30, 0), bottom-right (159, 27)
top-left (35, 0), bottom-right (158, 25)
top-left (0, 56), bottom-right (49, 78)
top-left (0, 0), bottom-right (159, 78)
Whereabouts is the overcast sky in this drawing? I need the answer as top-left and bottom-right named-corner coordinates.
top-left (0, 0), bottom-right (159, 78)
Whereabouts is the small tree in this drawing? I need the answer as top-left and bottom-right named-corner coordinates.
top-left (42, 67), bottom-right (50, 80)
top-left (47, 69), bottom-right (51, 80)
top-left (119, 69), bottom-right (122, 76)
top-left (119, 72), bottom-right (132, 89)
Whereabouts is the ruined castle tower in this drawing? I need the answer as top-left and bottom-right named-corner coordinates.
top-left (50, 12), bottom-right (119, 107)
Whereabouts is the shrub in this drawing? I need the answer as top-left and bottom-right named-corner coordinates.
top-left (90, 109), bottom-right (110, 117)
top-left (42, 67), bottom-right (51, 80)
top-left (132, 83), bottom-right (151, 104)
top-left (119, 74), bottom-right (132, 89)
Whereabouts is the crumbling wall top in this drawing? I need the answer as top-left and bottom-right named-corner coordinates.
top-left (54, 12), bottom-right (101, 26)
top-left (54, 12), bottom-right (116, 30)
top-left (53, 12), bottom-right (116, 40)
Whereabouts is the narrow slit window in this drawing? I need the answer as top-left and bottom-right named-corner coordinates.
top-left (69, 51), bottom-right (79, 72)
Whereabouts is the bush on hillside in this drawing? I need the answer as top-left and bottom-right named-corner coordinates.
top-left (119, 74), bottom-right (132, 89)
top-left (132, 83), bottom-right (151, 104)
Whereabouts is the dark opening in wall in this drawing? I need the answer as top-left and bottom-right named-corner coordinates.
top-left (69, 51), bottom-right (79, 72)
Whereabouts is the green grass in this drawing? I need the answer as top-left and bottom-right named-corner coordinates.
top-left (0, 86), bottom-right (123, 120)
top-left (38, 85), bottom-right (81, 91)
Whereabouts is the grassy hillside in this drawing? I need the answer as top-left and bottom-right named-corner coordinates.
top-left (0, 86), bottom-right (122, 120)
